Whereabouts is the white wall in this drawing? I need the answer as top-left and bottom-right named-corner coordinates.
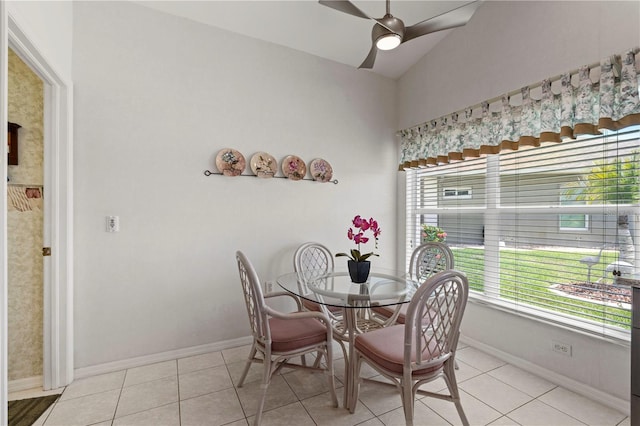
top-left (397, 0), bottom-right (640, 405)
top-left (6, 1), bottom-right (72, 81)
top-left (72, 1), bottom-right (398, 369)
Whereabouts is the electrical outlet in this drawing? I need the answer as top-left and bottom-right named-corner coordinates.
top-left (106, 216), bottom-right (120, 233)
top-left (265, 281), bottom-right (273, 293)
top-left (552, 340), bottom-right (572, 356)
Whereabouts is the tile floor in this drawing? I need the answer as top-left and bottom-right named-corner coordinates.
top-left (11, 342), bottom-right (630, 426)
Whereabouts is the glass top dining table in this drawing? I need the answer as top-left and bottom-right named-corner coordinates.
top-left (275, 269), bottom-right (418, 309)
top-left (276, 269), bottom-right (418, 412)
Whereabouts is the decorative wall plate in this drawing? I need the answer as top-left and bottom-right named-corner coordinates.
top-left (250, 152), bottom-right (277, 178)
top-left (309, 158), bottom-right (333, 183)
top-left (215, 148), bottom-right (246, 177)
top-left (281, 155), bottom-right (307, 181)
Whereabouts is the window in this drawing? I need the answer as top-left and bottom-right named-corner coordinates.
top-left (559, 184), bottom-right (589, 231)
top-left (443, 188), bottom-right (473, 199)
top-left (405, 127), bottom-right (640, 341)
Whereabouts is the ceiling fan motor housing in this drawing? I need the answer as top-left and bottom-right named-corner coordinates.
top-left (372, 14), bottom-right (405, 44)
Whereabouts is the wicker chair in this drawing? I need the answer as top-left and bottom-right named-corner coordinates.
top-left (293, 242), bottom-right (348, 359)
top-left (235, 251), bottom-right (338, 425)
top-left (293, 242), bottom-right (342, 315)
top-left (351, 270), bottom-right (470, 425)
top-left (372, 242), bottom-right (454, 324)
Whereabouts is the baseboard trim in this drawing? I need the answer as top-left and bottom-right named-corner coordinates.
top-left (74, 336), bottom-right (253, 380)
top-left (8, 376), bottom-right (43, 393)
top-left (460, 335), bottom-right (630, 415)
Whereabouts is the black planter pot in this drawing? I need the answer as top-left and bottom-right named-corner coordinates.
top-left (348, 260), bottom-right (371, 283)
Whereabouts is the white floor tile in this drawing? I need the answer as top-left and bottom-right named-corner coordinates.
top-left (179, 365), bottom-right (233, 400)
top-left (112, 402), bottom-right (180, 426)
top-left (422, 389), bottom-right (502, 426)
top-left (617, 417), bottom-right (631, 426)
top-left (355, 418), bottom-right (385, 426)
top-left (488, 415), bottom-right (522, 425)
top-left (247, 401), bottom-right (315, 426)
top-left (283, 368), bottom-right (338, 401)
top-left (60, 370), bottom-right (125, 401)
top-left (43, 389), bottom-right (119, 426)
top-left (377, 401), bottom-right (450, 426)
top-left (115, 376), bottom-right (178, 418)
top-left (455, 347), bottom-right (507, 372)
top-left (452, 359), bottom-right (485, 383)
top-left (226, 359), bottom-right (264, 387)
top-left (235, 374), bottom-right (299, 417)
top-left (178, 351), bottom-right (225, 374)
top-left (180, 388), bottom-right (245, 426)
top-left (302, 391), bottom-right (376, 426)
top-left (506, 399), bottom-right (585, 426)
top-left (460, 374), bottom-right (533, 414)
top-left (537, 387), bottom-right (626, 426)
top-left (487, 364), bottom-right (556, 398)
top-left (34, 346), bottom-right (629, 426)
top-left (123, 360), bottom-right (177, 387)
top-left (225, 420), bottom-right (249, 426)
top-left (356, 378), bottom-right (403, 416)
top-left (221, 344), bottom-right (253, 365)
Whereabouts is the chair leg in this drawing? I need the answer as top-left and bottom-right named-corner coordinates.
top-left (443, 361), bottom-right (469, 426)
top-left (254, 383), bottom-right (269, 426)
top-left (402, 374), bottom-right (415, 426)
top-left (254, 358), bottom-right (274, 426)
top-left (348, 355), bottom-right (363, 413)
top-left (238, 344), bottom-right (257, 387)
top-left (312, 351), bottom-right (323, 368)
top-left (324, 346), bottom-right (339, 408)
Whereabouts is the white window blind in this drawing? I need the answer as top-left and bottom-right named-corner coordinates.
top-left (406, 127), bottom-right (640, 340)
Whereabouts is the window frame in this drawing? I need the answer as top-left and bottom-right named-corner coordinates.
top-left (405, 128), bottom-right (640, 342)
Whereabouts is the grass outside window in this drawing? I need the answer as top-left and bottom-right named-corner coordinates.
top-left (452, 247), bottom-right (631, 330)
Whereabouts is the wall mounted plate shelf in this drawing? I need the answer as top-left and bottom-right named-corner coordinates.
top-left (203, 169), bottom-right (338, 184)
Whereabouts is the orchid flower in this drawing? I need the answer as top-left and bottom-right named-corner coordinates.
top-left (336, 215), bottom-right (382, 262)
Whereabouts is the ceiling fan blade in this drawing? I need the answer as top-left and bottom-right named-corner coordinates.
top-left (358, 43), bottom-right (378, 69)
top-left (318, 0), bottom-right (372, 20)
top-left (403, 1), bottom-right (481, 44)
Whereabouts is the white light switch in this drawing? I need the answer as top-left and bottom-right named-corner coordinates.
top-left (106, 216), bottom-right (120, 232)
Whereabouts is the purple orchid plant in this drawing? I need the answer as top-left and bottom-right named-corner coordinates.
top-left (336, 215), bottom-right (381, 262)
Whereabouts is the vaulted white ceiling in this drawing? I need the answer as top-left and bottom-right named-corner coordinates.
top-left (136, 0), bottom-right (479, 80)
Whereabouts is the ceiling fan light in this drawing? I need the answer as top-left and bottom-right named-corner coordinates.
top-left (375, 33), bottom-right (401, 50)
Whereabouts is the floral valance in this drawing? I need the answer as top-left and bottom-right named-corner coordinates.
top-left (398, 48), bottom-right (640, 170)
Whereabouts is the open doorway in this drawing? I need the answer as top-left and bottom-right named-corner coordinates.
top-left (7, 46), bottom-right (46, 393)
top-left (2, 11), bottom-right (74, 407)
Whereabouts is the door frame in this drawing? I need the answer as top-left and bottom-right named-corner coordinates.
top-left (1, 10), bottom-right (74, 412)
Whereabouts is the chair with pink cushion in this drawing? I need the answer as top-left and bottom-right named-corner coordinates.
top-left (293, 242), bottom-right (341, 315)
top-left (372, 242), bottom-right (454, 324)
top-left (293, 242), bottom-right (347, 359)
top-left (235, 250), bottom-right (338, 425)
top-left (351, 269), bottom-right (469, 425)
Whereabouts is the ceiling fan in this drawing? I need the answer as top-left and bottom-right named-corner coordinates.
top-left (319, 0), bottom-right (481, 69)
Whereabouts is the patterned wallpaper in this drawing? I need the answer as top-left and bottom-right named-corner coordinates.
top-left (7, 48), bottom-right (44, 381)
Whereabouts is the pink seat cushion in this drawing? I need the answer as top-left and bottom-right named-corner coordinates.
top-left (372, 305), bottom-right (408, 324)
top-left (269, 316), bottom-right (328, 353)
top-left (372, 305), bottom-right (436, 325)
top-left (302, 299), bottom-right (342, 314)
top-left (354, 325), bottom-right (445, 375)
